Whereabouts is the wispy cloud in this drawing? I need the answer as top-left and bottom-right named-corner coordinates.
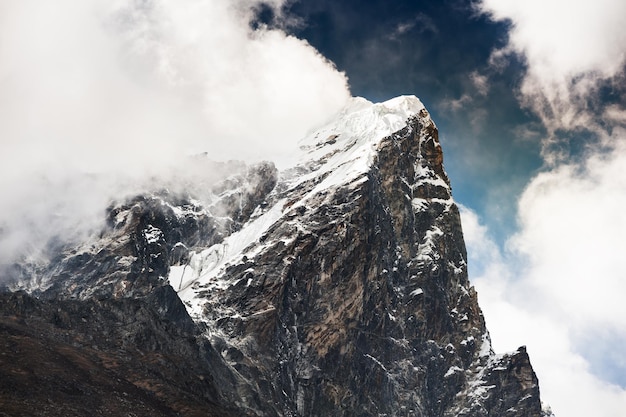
top-left (388, 13), bottom-right (438, 41)
top-left (439, 94), bottom-right (473, 112)
top-left (469, 71), bottom-right (490, 96)
top-left (437, 70), bottom-right (490, 131)
top-left (437, 71), bottom-right (489, 113)
top-left (478, 0), bottom-right (626, 160)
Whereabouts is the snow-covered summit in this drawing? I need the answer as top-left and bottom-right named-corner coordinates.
top-left (297, 94), bottom-right (429, 165)
top-left (161, 94), bottom-right (541, 416)
top-left (284, 95), bottom-right (436, 204)
top-left (171, 94), bottom-right (441, 317)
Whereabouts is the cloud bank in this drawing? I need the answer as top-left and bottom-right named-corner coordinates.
top-left (0, 0), bottom-right (350, 264)
top-left (462, 198), bottom-right (626, 417)
top-left (472, 1), bottom-right (626, 415)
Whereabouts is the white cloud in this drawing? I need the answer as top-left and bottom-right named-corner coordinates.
top-left (471, 2), bottom-right (626, 414)
top-left (604, 105), bottom-right (626, 124)
top-left (510, 136), bottom-right (626, 328)
top-left (460, 203), bottom-right (626, 417)
top-left (479, 0), bottom-right (626, 156)
top-left (0, 0), bottom-right (350, 170)
top-left (0, 0), bottom-right (350, 264)
top-left (480, 0), bottom-right (626, 79)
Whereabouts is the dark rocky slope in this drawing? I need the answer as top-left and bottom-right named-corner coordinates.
top-left (1, 96), bottom-right (545, 416)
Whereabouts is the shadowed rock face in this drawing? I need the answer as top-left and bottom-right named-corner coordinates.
top-left (0, 290), bottom-right (239, 417)
top-left (1, 97), bottom-right (544, 416)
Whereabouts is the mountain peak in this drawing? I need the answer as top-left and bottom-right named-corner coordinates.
top-left (0, 96), bottom-right (543, 416)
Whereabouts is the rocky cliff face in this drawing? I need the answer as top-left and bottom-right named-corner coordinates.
top-left (1, 96), bottom-right (544, 416)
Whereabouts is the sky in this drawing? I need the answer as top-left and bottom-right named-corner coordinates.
top-left (1, 0), bottom-right (625, 416)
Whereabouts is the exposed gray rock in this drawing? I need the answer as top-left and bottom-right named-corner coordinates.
top-left (0, 96), bottom-right (545, 416)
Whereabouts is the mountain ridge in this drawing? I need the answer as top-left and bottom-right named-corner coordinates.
top-left (1, 95), bottom-right (546, 416)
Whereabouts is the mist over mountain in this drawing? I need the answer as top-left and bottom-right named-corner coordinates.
top-left (0, 0), bottom-right (350, 277)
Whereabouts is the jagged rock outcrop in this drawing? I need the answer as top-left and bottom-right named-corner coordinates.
top-left (0, 96), bottom-right (544, 416)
